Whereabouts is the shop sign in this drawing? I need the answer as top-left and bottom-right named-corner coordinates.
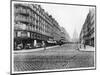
top-left (21, 32), bottom-right (27, 37)
top-left (17, 31), bottom-right (30, 38)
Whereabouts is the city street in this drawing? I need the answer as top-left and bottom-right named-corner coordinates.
top-left (14, 44), bottom-right (95, 72)
top-left (12, 2), bottom-right (96, 74)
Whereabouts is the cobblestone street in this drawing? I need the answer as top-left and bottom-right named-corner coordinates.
top-left (14, 44), bottom-right (95, 72)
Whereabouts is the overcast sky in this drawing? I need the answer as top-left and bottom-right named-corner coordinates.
top-left (35, 3), bottom-right (91, 39)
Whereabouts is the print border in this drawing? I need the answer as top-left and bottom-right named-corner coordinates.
top-left (10, 0), bottom-right (96, 75)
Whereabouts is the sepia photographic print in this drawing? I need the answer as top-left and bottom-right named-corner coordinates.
top-left (11, 0), bottom-right (96, 74)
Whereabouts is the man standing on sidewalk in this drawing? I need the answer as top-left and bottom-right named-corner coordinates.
top-left (42, 41), bottom-right (46, 50)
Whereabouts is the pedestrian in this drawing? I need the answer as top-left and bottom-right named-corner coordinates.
top-left (42, 41), bottom-right (46, 50)
top-left (80, 42), bottom-right (81, 49)
top-left (44, 43), bottom-right (46, 50)
top-left (84, 42), bottom-right (86, 49)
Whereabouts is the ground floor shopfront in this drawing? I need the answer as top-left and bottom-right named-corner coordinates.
top-left (80, 37), bottom-right (94, 47)
top-left (14, 30), bottom-right (57, 50)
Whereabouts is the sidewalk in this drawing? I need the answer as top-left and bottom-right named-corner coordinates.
top-left (79, 45), bottom-right (95, 52)
top-left (14, 45), bottom-right (59, 54)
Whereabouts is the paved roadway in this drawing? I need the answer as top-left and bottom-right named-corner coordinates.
top-left (14, 44), bottom-right (95, 72)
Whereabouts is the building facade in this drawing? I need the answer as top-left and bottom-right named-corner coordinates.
top-left (14, 3), bottom-right (64, 50)
top-left (79, 8), bottom-right (95, 47)
top-left (60, 27), bottom-right (70, 42)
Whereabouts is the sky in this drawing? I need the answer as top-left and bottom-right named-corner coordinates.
top-left (35, 3), bottom-right (90, 39)
top-left (30, 2), bottom-right (93, 39)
